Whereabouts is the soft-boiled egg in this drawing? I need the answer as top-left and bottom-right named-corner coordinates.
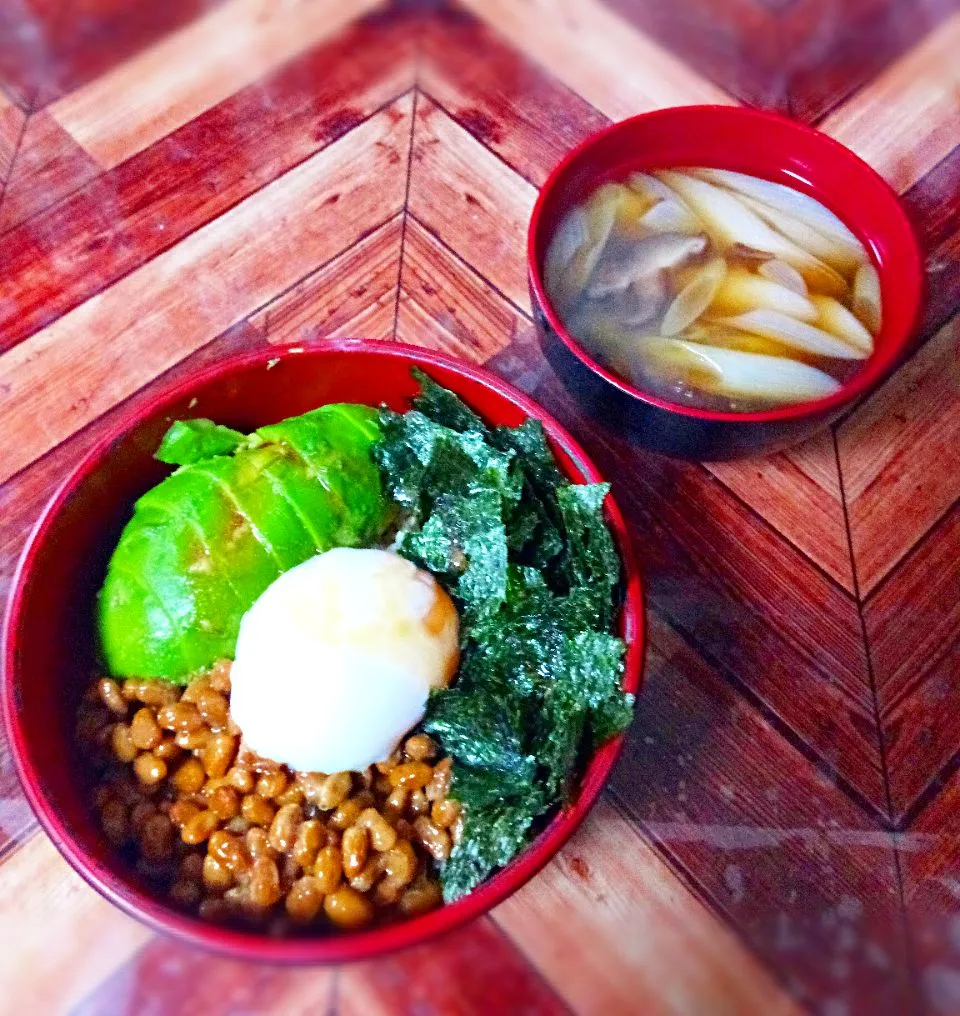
top-left (230, 548), bottom-right (459, 774)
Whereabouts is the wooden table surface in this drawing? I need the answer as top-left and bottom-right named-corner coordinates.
top-left (0, 1), bottom-right (958, 1013)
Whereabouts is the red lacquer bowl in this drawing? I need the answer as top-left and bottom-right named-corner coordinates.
top-left (528, 105), bottom-right (924, 459)
top-left (2, 340), bottom-right (644, 963)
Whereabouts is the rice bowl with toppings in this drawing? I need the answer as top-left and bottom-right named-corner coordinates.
top-left (70, 362), bottom-right (638, 935)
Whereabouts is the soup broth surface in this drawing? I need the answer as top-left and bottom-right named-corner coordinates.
top-left (543, 168), bottom-right (882, 412)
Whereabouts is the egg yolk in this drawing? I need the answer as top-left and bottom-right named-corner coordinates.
top-left (229, 548), bottom-right (459, 774)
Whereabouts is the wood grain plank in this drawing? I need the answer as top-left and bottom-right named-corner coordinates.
top-left (487, 332), bottom-right (885, 810)
top-left (0, 14), bottom-right (415, 349)
top-left (263, 214), bottom-right (403, 346)
top-left (0, 87), bottom-right (25, 184)
top-left (781, 0), bottom-right (958, 124)
top-left (820, 10), bottom-right (960, 194)
top-left (866, 499), bottom-right (960, 820)
top-left (494, 799), bottom-right (804, 1016)
top-left (787, 429), bottom-right (843, 499)
top-left (47, 0), bottom-right (382, 170)
top-left (617, 465), bottom-right (882, 808)
top-left (33, 0), bottom-right (219, 110)
top-left (0, 834), bottom-right (152, 1013)
top-left (903, 143), bottom-right (960, 341)
top-left (0, 746), bottom-right (33, 858)
top-left (419, 8), bottom-right (610, 186)
top-left (705, 431), bottom-right (854, 591)
top-left (458, 0), bottom-right (735, 121)
top-left (599, 0), bottom-right (785, 112)
top-left (901, 765), bottom-right (960, 1016)
top-left (0, 94), bottom-right (412, 486)
top-left (611, 0), bottom-right (958, 123)
top-left (408, 96), bottom-right (536, 313)
top-left (0, 110), bottom-right (99, 232)
top-left (609, 614), bottom-right (912, 1013)
top-left (0, 0), bottom-right (62, 109)
top-left (837, 316), bottom-right (960, 595)
top-left (341, 918), bottom-right (566, 1016)
top-left (396, 217), bottom-right (525, 363)
top-left (72, 938), bottom-right (335, 1016)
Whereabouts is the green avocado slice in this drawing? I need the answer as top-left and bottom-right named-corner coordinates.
top-left (136, 465), bottom-right (279, 614)
top-left (189, 456), bottom-right (298, 574)
top-left (257, 451), bottom-right (346, 552)
top-left (102, 525), bottom-right (236, 677)
top-left (98, 561), bottom-right (189, 678)
top-left (155, 419), bottom-right (246, 465)
top-left (97, 402), bottom-right (390, 682)
top-left (257, 404), bottom-right (387, 542)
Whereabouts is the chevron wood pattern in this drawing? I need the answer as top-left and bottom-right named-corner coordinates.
top-left (0, 1), bottom-right (958, 1013)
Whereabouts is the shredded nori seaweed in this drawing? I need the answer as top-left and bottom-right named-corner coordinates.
top-left (375, 369), bottom-right (634, 901)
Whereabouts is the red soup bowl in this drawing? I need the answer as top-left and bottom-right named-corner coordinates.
top-left (2, 340), bottom-right (643, 963)
top-left (528, 105), bottom-right (923, 459)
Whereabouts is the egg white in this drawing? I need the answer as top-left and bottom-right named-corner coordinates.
top-left (229, 548), bottom-right (458, 774)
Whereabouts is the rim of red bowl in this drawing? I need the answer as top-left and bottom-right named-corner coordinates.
top-left (2, 339), bottom-right (645, 964)
top-left (528, 104), bottom-right (924, 424)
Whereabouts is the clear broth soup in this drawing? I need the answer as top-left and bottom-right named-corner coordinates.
top-left (544, 168), bottom-right (882, 412)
